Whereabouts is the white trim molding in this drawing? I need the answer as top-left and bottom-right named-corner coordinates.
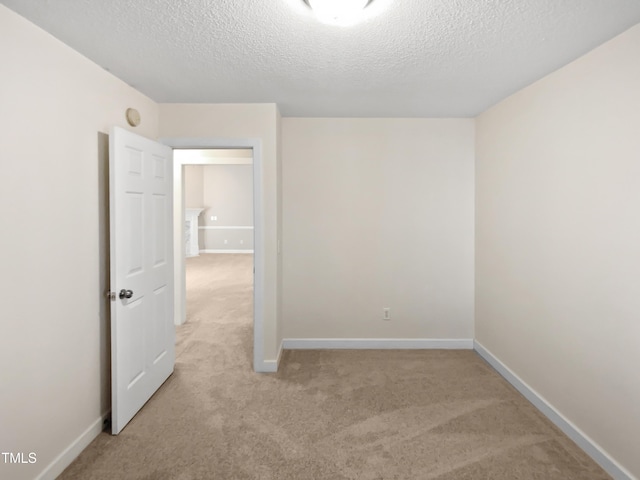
top-left (283, 338), bottom-right (474, 350)
top-left (255, 341), bottom-right (284, 373)
top-left (200, 249), bottom-right (254, 254)
top-left (35, 412), bottom-right (110, 480)
top-left (474, 341), bottom-right (634, 480)
top-left (199, 225), bottom-right (254, 230)
top-left (255, 359), bottom-right (279, 373)
top-left (162, 136), bottom-right (266, 374)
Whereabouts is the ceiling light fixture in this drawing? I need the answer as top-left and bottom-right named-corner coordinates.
top-left (306, 0), bottom-right (371, 26)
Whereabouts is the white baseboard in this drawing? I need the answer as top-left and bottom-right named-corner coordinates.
top-left (474, 341), bottom-right (634, 480)
top-left (255, 359), bottom-right (278, 373)
top-left (35, 411), bottom-right (110, 480)
top-left (199, 249), bottom-right (254, 254)
top-left (254, 341), bottom-right (284, 373)
top-left (198, 226), bottom-right (254, 230)
top-left (282, 338), bottom-right (474, 350)
top-left (257, 338), bottom-right (473, 371)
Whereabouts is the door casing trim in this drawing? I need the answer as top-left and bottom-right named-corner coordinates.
top-left (161, 137), bottom-right (265, 372)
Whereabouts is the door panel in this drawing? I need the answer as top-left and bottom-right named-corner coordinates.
top-left (110, 126), bottom-right (174, 434)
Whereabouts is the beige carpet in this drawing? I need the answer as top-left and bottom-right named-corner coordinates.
top-left (60, 253), bottom-right (610, 479)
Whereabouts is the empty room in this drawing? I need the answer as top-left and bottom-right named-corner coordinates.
top-left (0, 1), bottom-right (639, 479)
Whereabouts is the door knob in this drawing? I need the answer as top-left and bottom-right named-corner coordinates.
top-left (119, 289), bottom-right (133, 299)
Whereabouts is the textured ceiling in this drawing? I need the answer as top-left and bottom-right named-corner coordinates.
top-left (3, 0), bottom-right (640, 117)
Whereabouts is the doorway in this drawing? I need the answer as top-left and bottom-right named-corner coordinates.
top-left (163, 138), bottom-right (265, 372)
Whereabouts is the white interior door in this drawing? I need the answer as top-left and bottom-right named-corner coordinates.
top-left (109, 126), bottom-right (175, 434)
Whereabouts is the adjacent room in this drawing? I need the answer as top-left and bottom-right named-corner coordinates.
top-left (177, 149), bottom-right (255, 362)
top-left (1, 1), bottom-right (639, 479)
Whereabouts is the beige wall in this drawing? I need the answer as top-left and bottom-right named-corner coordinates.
top-left (282, 118), bottom-right (475, 340)
top-left (159, 104), bottom-right (281, 360)
top-left (201, 165), bottom-right (254, 251)
top-left (201, 165), bottom-right (254, 227)
top-left (184, 165), bottom-right (204, 208)
top-left (4, 2), bottom-right (638, 478)
top-left (0, 5), bottom-right (159, 480)
top-left (183, 165), bottom-right (206, 249)
top-left (476, 24), bottom-right (640, 478)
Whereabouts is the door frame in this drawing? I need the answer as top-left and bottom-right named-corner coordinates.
top-left (160, 137), bottom-right (264, 372)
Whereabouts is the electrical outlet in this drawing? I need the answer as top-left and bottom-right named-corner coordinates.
top-left (211, 216), bottom-right (217, 221)
top-left (383, 308), bottom-right (390, 321)
top-left (240, 239), bottom-right (244, 245)
top-left (224, 239), bottom-right (228, 244)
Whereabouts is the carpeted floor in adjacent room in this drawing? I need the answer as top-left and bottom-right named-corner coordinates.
top-left (60, 253), bottom-right (610, 479)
